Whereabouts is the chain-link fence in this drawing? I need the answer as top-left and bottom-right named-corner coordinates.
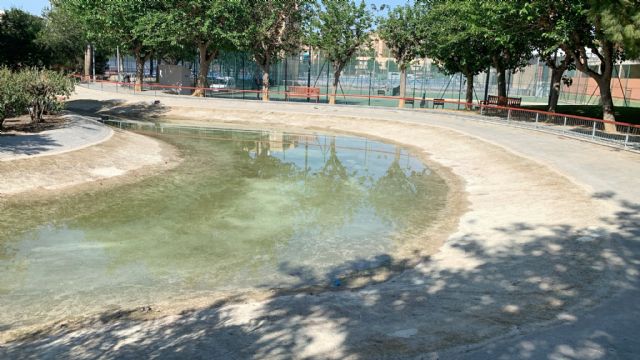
top-left (106, 51), bottom-right (640, 109)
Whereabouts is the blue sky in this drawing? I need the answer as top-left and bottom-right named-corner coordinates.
top-left (1, 0), bottom-right (408, 16)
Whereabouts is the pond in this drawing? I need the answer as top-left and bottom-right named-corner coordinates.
top-left (0, 126), bottom-right (448, 330)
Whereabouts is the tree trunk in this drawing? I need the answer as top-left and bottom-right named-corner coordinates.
top-left (155, 56), bottom-right (161, 83)
top-left (329, 68), bottom-right (341, 105)
top-left (193, 43), bottom-right (215, 97)
top-left (262, 69), bottom-right (270, 102)
top-left (135, 53), bottom-right (145, 92)
top-left (495, 63), bottom-right (507, 101)
top-left (547, 66), bottom-right (564, 113)
top-left (398, 66), bottom-right (407, 108)
top-left (84, 44), bottom-right (92, 81)
top-left (597, 75), bottom-right (617, 133)
top-left (465, 73), bottom-right (474, 110)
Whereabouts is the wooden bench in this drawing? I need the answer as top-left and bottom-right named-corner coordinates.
top-left (483, 95), bottom-right (522, 107)
top-left (285, 86), bottom-right (320, 102)
top-left (433, 98), bottom-right (445, 109)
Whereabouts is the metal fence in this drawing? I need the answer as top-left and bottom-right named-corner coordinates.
top-left (107, 50), bottom-right (640, 108)
top-left (77, 75), bottom-right (640, 154)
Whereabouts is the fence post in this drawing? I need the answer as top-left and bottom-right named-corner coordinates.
top-left (563, 116), bottom-right (567, 133)
top-left (535, 112), bottom-right (539, 128)
top-left (507, 109), bottom-right (511, 122)
top-left (480, 105), bottom-right (484, 116)
top-left (592, 121), bottom-right (597, 139)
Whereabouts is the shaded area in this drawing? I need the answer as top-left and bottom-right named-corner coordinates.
top-left (1, 195), bottom-right (637, 359)
top-left (65, 98), bottom-right (169, 119)
top-left (522, 105), bottom-right (640, 126)
top-left (0, 133), bottom-right (62, 157)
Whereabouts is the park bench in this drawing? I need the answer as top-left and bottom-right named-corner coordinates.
top-left (433, 98), bottom-right (445, 109)
top-left (285, 86), bottom-right (320, 102)
top-left (482, 95), bottom-right (522, 107)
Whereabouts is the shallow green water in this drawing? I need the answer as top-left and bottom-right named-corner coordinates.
top-left (0, 127), bottom-right (447, 329)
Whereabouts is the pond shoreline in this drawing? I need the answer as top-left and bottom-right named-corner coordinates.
top-left (2, 87), bottom-right (632, 359)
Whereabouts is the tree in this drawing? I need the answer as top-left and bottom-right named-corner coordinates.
top-left (62, 0), bottom-right (166, 91)
top-left (311, 0), bottom-right (373, 105)
top-left (476, 0), bottom-right (533, 101)
top-left (169, 0), bottom-right (246, 97)
top-left (17, 68), bottom-right (75, 126)
top-left (0, 67), bottom-right (28, 127)
top-left (524, 0), bottom-right (640, 127)
top-left (521, 0), bottom-right (578, 112)
top-left (566, 0), bottom-right (640, 128)
top-left (0, 68), bottom-right (74, 129)
top-left (38, 2), bottom-right (108, 73)
top-left (418, 1), bottom-right (489, 108)
top-left (378, 4), bottom-right (423, 108)
top-left (0, 9), bottom-right (47, 69)
top-left (242, 0), bottom-right (310, 101)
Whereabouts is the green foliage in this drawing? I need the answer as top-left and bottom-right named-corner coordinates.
top-left (169, 0), bottom-right (247, 51)
top-left (419, 1), bottom-right (489, 77)
top-left (0, 67), bottom-right (74, 126)
top-left (0, 9), bottom-right (47, 69)
top-left (590, 0), bottom-right (640, 59)
top-left (242, 0), bottom-right (311, 70)
top-left (39, 3), bottom-right (110, 72)
top-left (0, 67), bottom-right (29, 122)
top-left (378, 4), bottom-right (422, 70)
top-left (310, 0), bottom-right (374, 74)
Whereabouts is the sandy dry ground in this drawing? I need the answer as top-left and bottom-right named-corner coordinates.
top-left (0, 121), bottom-right (180, 198)
top-left (1, 87), bottom-right (638, 359)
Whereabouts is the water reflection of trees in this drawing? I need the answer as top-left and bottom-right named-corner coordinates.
top-left (368, 148), bottom-right (447, 229)
top-left (0, 129), bottom-right (446, 294)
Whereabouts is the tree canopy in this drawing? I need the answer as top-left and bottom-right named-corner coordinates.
top-left (378, 3), bottom-right (423, 107)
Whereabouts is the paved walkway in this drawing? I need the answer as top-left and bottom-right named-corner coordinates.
top-left (0, 115), bottom-right (112, 161)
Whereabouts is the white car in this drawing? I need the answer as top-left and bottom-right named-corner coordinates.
top-left (209, 77), bottom-right (235, 92)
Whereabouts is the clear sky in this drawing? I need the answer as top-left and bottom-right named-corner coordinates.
top-left (1, 0), bottom-right (409, 16)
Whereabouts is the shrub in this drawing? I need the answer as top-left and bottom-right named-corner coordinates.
top-left (17, 68), bottom-right (74, 126)
top-left (0, 67), bottom-right (74, 129)
top-left (0, 67), bottom-right (29, 125)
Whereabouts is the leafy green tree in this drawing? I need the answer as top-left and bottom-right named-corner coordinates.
top-left (417, 0), bottom-right (532, 102)
top-left (0, 68), bottom-right (74, 128)
top-left (0, 67), bottom-right (28, 127)
top-left (241, 0), bottom-right (310, 101)
top-left (378, 4), bottom-right (423, 108)
top-left (418, 1), bottom-right (489, 108)
top-left (566, 0), bottom-right (639, 127)
top-left (38, 2), bottom-right (108, 73)
top-left (62, 0), bottom-right (166, 91)
top-left (524, 0), bottom-right (639, 126)
top-left (0, 9), bottom-right (47, 69)
top-left (476, 0), bottom-right (533, 100)
top-left (524, 1), bottom-right (575, 112)
top-left (16, 68), bottom-right (75, 126)
top-left (168, 0), bottom-right (247, 97)
top-left (311, 0), bottom-right (373, 104)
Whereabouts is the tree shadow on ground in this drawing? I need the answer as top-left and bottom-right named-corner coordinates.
top-left (65, 99), bottom-right (170, 120)
top-left (0, 133), bottom-right (62, 157)
top-left (1, 196), bottom-right (638, 359)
